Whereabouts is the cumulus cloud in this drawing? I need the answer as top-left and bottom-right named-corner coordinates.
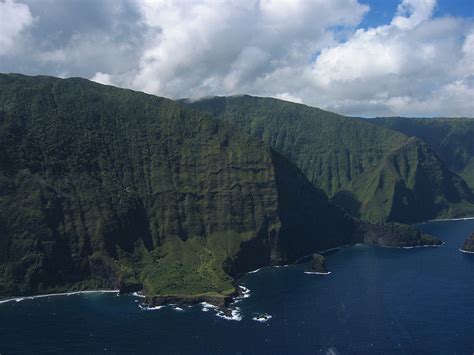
top-left (0, 0), bottom-right (147, 79)
top-left (392, 0), bottom-right (436, 29)
top-left (0, 0), bottom-right (33, 55)
top-left (0, 0), bottom-right (472, 117)
top-left (310, 2), bottom-right (474, 116)
top-left (129, 0), bottom-right (368, 100)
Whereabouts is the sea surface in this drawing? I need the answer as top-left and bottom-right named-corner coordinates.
top-left (1, 219), bottom-right (473, 354)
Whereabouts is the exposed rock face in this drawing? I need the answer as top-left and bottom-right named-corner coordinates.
top-left (187, 96), bottom-right (474, 223)
top-left (0, 74), bottom-right (441, 304)
top-left (307, 254), bottom-right (328, 274)
top-left (461, 233), bottom-right (474, 253)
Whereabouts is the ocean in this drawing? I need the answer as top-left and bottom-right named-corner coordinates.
top-left (1, 219), bottom-right (473, 354)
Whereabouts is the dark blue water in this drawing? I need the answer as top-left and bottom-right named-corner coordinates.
top-left (1, 219), bottom-right (473, 354)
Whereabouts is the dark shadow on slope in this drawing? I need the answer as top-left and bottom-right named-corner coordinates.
top-left (330, 190), bottom-right (362, 218)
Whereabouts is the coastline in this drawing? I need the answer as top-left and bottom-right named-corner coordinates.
top-left (246, 243), bottom-right (357, 275)
top-left (0, 290), bottom-right (120, 305)
top-left (140, 287), bottom-right (249, 320)
top-left (0, 221), bottom-right (448, 310)
top-left (423, 216), bottom-right (474, 223)
top-left (379, 241), bottom-right (445, 250)
top-left (0, 287), bottom-right (239, 313)
top-left (145, 292), bottom-right (236, 310)
top-left (459, 248), bottom-right (474, 254)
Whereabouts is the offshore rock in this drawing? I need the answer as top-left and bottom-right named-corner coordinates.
top-left (307, 254), bottom-right (328, 274)
top-left (461, 233), bottom-right (474, 253)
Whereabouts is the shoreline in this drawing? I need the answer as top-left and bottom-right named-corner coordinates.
top-left (0, 290), bottom-right (120, 305)
top-left (139, 287), bottom-right (249, 321)
top-left (459, 248), bottom-right (474, 254)
top-left (379, 241), bottom-right (445, 250)
top-left (246, 243), bottom-right (357, 275)
top-left (0, 219), bottom-right (460, 310)
top-left (423, 216), bottom-right (474, 223)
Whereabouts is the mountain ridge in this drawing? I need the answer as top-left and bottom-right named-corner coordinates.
top-left (370, 116), bottom-right (474, 190)
top-left (186, 95), bottom-right (474, 223)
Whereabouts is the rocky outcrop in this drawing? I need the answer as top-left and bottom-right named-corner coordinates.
top-left (146, 292), bottom-right (236, 309)
top-left (307, 254), bottom-right (328, 274)
top-left (461, 233), bottom-right (474, 253)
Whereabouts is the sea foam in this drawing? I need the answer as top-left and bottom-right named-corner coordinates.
top-left (216, 307), bottom-right (242, 321)
top-left (238, 285), bottom-right (251, 298)
top-left (252, 313), bottom-right (272, 323)
top-left (139, 304), bottom-right (166, 311)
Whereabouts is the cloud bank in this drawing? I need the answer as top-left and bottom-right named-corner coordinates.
top-left (0, 0), bottom-right (472, 117)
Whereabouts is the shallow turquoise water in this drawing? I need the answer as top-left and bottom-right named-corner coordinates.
top-left (1, 219), bottom-right (473, 354)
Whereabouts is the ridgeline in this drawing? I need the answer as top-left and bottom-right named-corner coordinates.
top-left (187, 95), bottom-right (474, 223)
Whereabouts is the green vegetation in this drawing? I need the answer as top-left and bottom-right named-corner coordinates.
top-left (0, 75), bottom-right (442, 301)
top-left (371, 117), bottom-right (474, 190)
top-left (187, 96), bottom-right (474, 223)
top-left (0, 74), bottom-right (279, 298)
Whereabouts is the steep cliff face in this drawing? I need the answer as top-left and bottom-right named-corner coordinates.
top-left (0, 75), bottom-right (440, 301)
top-left (0, 74), bottom-right (280, 298)
top-left (187, 96), bottom-right (474, 223)
top-left (358, 138), bottom-right (474, 223)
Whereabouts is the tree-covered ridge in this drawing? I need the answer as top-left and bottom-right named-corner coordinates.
top-left (187, 96), bottom-right (474, 223)
top-left (370, 117), bottom-right (474, 190)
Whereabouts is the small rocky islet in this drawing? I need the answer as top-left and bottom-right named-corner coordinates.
top-left (305, 253), bottom-right (330, 274)
top-left (460, 233), bottom-right (474, 253)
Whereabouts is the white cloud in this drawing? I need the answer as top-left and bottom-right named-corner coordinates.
top-left (91, 72), bottom-right (113, 86)
top-left (117, 0), bottom-right (473, 117)
top-left (309, 7), bottom-right (473, 116)
top-left (0, 0), bottom-right (33, 55)
top-left (275, 92), bottom-right (303, 104)
top-left (128, 0), bottom-right (369, 99)
top-left (0, 0), bottom-right (472, 117)
top-left (392, 0), bottom-right (436, 29)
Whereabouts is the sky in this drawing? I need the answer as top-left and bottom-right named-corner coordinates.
top-left (0, 0), bottom-right (473, 117)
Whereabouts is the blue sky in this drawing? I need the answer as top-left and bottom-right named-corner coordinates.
top-left (0, 0), bottom-right (473, 117)
top-left (360, 0), bottom-right (473, 28)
